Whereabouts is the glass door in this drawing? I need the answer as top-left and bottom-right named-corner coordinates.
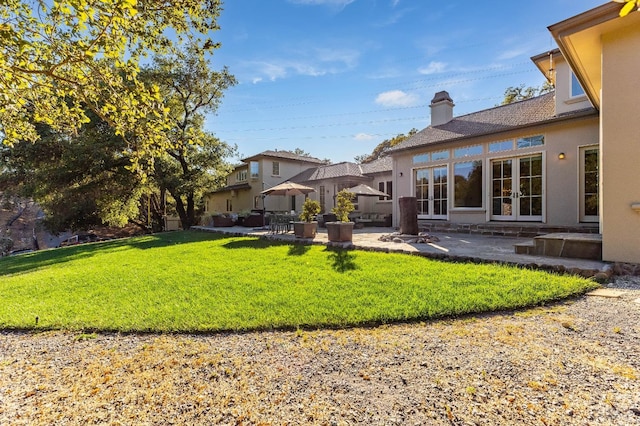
top-left (579, 147), bottom-right (599, 222)
top-left (491, 154), bottom-right (543, 221)
top-left (415, 166), bottom-right (448, 220)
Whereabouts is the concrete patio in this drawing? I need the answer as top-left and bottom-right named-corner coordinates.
top-left (192, 225), bottom-right (611, 278)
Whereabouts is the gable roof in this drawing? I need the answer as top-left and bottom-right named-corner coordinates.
top-left (288, 161), bottom-right (366, 183)
top-left (241, 150), bottom-right (326, 164)
top-left (390, 92), bottom-right (597, 154)
top-left (360, 156), bottom-right (392, 175)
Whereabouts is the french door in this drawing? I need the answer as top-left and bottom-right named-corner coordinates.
top-left (415, 166), bottom-right (448, 219)
top-left (491, 154), bottom-right (543, 221)
top-left (579, 147), bottom-right (599, 222)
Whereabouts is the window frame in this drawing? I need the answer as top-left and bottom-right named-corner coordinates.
top-left (453, 160), bottom-right (483, 209)
top-left (570, 72), bottom-right (586, 99)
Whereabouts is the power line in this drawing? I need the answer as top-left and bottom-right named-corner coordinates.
top-left (219, 62), bottom-right (536, 112)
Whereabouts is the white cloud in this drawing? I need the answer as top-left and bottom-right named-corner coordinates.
top-left (497, 48), bottom-right (528, 61)
top-left (418, 61), bottom-right (447, 75)
top-left (243, 47), bottom-right (359, 83)
top-left (375, 90), bottom-right (419, 107)
top-left (258, 62), bottom-right (288, 81)
top-left (354, 133), bottom-right (375, 141)
top-left (315, 47), bottom-right (360, 69)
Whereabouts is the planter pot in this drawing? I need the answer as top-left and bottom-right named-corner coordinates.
top-left (325, 222), bottom-right (354, 242)
top-left (293, 221), bottom-right (317, 238)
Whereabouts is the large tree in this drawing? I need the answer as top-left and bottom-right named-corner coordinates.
top-left (0, 0), bottom-right (222, 169)
top-left (143, 47), bottom-right (237, 229)
top-left (0, 112), bottom-right (146, 233)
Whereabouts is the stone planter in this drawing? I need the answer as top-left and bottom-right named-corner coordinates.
top-left (293, 221), bottom-right (318, 239)
top-left (325, 222), bottom-right (354, 242)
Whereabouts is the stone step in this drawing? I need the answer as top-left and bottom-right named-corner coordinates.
top-left (514, 242), bottom-right (535, 255)
top-left (531, 233), bottom-right (602, 260)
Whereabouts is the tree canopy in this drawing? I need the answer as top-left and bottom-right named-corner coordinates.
top-left (500, 82), bottom-right (554, 105)
top-left (355, 129), bottom-right (418, 164)
top-left (0, 0), bottom-right (223, 169)
top-left (143, 46), bottom-right (237, 229)
top-left (0, 44), bottom-right (237, 233)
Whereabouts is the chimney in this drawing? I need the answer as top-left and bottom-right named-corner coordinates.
top-left (430, 91), bottom-right (454, 126)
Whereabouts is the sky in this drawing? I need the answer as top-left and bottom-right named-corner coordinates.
top-left (206, 0), bottom-right (606, 164)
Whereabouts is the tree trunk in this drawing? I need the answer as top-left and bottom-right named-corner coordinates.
top-left (399, 196), bottom-right (419, 235)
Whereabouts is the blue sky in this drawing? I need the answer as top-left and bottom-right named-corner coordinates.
top-left (206, 0), bottom-right (605, 163)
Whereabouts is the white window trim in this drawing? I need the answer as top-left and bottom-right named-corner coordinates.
top-left (577, 144), bottom-right (599, 223)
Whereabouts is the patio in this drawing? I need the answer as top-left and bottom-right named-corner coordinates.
top-left (192, 225), bottom-right (611, 278)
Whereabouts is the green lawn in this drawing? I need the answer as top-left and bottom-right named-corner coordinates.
top-left (0, 231), bottom-right (599, 332)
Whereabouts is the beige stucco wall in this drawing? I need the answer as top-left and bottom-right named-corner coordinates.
top-left (206, 157), bottom-right (324, 215)
top-left (600, 23), bottom-right (640, 263)
top-left (553, 56), bottom-right (593, 116)
top-left (392, 116), bottom-right (599, 228)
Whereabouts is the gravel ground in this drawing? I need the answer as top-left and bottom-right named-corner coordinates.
top-left (1, 277), bottom-right (639, 425)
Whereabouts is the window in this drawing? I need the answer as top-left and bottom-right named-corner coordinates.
top-left (413, 153), bottom-right (429, 164)
top-left (226, 199), bottom-right (233, 212)
top-left (272, 161), bottom-right (280, 176)
top-left (581, 147), bottom-right (599, 221)
top-left (516, 135), bottom-right (544, 149)
top-left (454, 161), bottom-right (483, 208)
top-left (378, 181), bottom-right (392, 201)
top-left (431, 150), bottom-right (449, 161)
top-left (454, 144), bottom-right (482, 158)
top-left (236, 169), bottom-right (247, 182)
top-left (254, 196), bottom-right (261, 209)
top-left (319, 185), bottom-right (326, 213)
top-left (489, 140), bottom-right (513, 153)
top-left (250, 161), bottom-right (259, 179)
top-left (571, 72), bottom-right (585, 98)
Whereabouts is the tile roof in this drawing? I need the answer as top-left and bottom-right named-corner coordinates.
top-left (390, 92), bottom-right (597, 153)
top-left (241, 150), bottom-right (326, 164)
top-left (360, 156), bottom-right (392, 174)
top-left (288, 157), bottom-right (392, 184)
top-left (288, 162), bottom-right (367, 183)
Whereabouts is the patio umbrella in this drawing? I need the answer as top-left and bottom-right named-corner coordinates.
top-left (260, 181), bottom-right (316, 196)
top-left (345, 184), bottom-right (389, 198)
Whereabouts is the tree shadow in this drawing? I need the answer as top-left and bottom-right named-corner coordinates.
top-left (0, 231), bottom-right (217, 277)
top-left (221, 238), bottom-right (276, 250)
top-left (325, 247), bottom-right (358, 273)
top-left (287, 244), bottom-right (310, 256)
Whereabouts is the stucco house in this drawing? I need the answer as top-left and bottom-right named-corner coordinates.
top-left (288, 156), bottom-right (393, 217)
top-left (204, 150), bottom-right (327, 215)
top-left (205, 150), bottom-right (393, 219)
top-left (389, 1), bottom-right (640, 264)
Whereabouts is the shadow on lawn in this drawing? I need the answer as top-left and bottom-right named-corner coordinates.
top-left (325, 247), bottom-right (358, 272)
top-left (0, 231), bottom-right (205, 277)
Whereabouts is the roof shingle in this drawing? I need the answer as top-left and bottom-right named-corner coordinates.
top-left (241, 150), bottom-right (326, 164)
top-left (391, 92), bottom-right (597, 153)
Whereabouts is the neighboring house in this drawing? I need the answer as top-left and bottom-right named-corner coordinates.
top-left (204, 150), bottom-right (327, 214)
top-left (288, 156), bottom-right (393, 215)
top-left (206, 150), bottom-right (393, 218)
top-left (548, 2), bottom-right (640, 263)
